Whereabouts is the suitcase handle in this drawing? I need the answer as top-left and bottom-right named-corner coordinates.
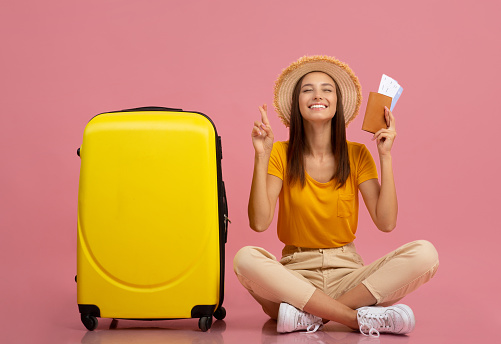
top-left (119, 106), bottom-right (183, 112)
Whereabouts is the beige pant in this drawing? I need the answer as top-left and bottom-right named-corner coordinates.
top-left (233, 240), bottom-right (439, 318)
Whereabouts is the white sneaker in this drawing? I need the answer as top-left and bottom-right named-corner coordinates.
top-left (356, 304), bottom-right (415, 337)
top-left (277, 303), bottom-right (323, 334)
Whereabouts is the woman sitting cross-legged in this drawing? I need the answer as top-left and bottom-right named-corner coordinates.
top-left (233, 55), bottom-right (439, 337)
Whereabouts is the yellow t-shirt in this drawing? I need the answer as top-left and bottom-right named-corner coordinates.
top-left (268, 141), bottom-right (378, 248)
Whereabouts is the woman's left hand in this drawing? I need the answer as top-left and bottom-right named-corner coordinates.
top-left (372, 106), bottom-right (397, 156)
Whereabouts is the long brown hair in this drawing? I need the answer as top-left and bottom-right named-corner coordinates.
top-left (286, 72), bottom-right (350, 189)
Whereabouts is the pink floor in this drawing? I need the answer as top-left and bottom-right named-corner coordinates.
top-left (2, 254), bottom-right (497, 344)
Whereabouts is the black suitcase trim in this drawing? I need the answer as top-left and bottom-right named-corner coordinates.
top-left (79, 304), bottom-right (101, 317)
top-left (191, 305), bottom-right (216, 318)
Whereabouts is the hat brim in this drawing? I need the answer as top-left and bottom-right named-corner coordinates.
top-left (273, 55), bottom-right (362, 127)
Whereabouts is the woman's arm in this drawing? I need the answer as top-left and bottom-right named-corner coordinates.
top-left (359, 107), bottom-right (398, 232)
top-left (248, 163), bottom-right (283, 232)
top-left (248, 105), bottom-right (283, 232)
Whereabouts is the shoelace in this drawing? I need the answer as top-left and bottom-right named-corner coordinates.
top-left (305, 323), bottom-right (322, 333)
top-left (358, 313), bottom-right (392, 338)
top-left (297, 312), bottom-right (323, 334)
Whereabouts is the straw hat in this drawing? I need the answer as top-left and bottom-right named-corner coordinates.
top-left (273, 55), bottom-right (362, 127)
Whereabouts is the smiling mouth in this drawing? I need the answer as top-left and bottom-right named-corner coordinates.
top-left (309, 104), bottom-right (327, 109)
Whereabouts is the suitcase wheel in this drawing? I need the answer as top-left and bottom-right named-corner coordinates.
top-left (198, 316), bottom-right (212, 332)
top-left (81, 314), bottom-right (98, 331)
top-left (214, 306), bottom-right (226, 320)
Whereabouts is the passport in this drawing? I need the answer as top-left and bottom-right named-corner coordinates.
top-left (362, 75), bottom-right (403, 133)
top-left (362, 92), bottom-right (392, 134)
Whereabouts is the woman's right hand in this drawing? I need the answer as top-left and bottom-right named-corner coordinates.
top-left (252, 104), bottom-right (274, 157)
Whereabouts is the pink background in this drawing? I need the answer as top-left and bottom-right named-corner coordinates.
top-left (1, 0), bottom-right (499, 343)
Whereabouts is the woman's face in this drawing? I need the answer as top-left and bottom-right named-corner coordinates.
top-left (298, 72), bottom-right (337, 124)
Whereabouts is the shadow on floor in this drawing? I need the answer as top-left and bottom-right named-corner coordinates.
top-left (80, 318), bottom-right (226, 344)
top-left (261, 318), bottom-right (410, 344)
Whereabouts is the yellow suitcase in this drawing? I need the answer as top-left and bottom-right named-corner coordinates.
top-left (76, 107), bottom-right (228, 331)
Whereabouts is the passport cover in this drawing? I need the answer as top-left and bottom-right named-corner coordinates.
top-left (362, 92), bottom-right (392, 134)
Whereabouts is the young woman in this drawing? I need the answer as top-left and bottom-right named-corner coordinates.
top-left (233, 56), bottom-right (439, 337)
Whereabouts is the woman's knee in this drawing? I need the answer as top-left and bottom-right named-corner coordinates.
top-left (233, 246), bottom-right (254, 275)
top-left (408, 240), bottom-right (439, 273)
top-left (233, 246), bottom-right (274, 277)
